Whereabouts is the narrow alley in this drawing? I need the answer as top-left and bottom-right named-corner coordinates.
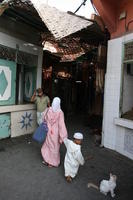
top-left (0, 1), bottom-right (133, 200)
top-left (0, 114), bottom-right (133, 200)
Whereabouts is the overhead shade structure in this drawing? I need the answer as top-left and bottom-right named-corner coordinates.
top-left (0, 0), bottom-right (10, 16)
top-left (30, 0), bottom-right (93, 40)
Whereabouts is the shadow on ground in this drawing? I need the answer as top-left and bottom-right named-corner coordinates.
top-left (0, 114), bottom-right (133, 200)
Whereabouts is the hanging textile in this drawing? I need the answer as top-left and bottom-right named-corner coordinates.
top-left (95, 66), bottom-right (105, 93)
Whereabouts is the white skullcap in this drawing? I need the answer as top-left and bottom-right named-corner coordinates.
top-left (73, 132), bottom-right (83, 140)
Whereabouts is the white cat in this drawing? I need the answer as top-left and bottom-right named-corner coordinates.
top-left (87, 173), bottom-right (117, 198)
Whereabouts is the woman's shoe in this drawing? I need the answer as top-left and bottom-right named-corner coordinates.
top-left (42, 160), bottom-right (48, 166)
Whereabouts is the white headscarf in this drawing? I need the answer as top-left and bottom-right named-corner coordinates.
top-left (52, 97), bottom-right (61, 112)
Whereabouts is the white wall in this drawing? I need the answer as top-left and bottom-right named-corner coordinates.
top-left (115, 125), bottom-right (133, 160)
top-left (102, 32), bottom-right (133, 159)
top-left (102, 37), bottom-right (122, 149)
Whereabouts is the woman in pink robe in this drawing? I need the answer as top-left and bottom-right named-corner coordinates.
top-left (41, 97), bottom-right (68, 167)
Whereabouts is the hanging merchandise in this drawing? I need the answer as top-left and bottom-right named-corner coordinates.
top-left (98, 45), bottom-right (107, 64)
top-left (57, 71), bottom-right (71, 79)
top-left (95, 65), bottom-right (105, 93)
top-left (43, 66), bottom-right (52, 80)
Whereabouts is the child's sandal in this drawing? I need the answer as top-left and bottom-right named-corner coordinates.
top-left (66, 176), bottom-right (72, 183)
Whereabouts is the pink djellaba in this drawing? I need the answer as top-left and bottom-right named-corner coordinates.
top-left (41, 107), bottom-right (68, 167)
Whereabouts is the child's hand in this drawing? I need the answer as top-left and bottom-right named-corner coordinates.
top-left (59, 138), bottom-right (62, 144)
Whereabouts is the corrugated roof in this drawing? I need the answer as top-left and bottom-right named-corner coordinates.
top-left (30, 0), bottom-right (93, 40)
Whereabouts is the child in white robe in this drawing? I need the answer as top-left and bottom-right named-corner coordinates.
top-left (64, 132), bottom-right (85, 182)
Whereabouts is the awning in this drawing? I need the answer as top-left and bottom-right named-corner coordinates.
top-left (42, 36), bottom-right (92, 62)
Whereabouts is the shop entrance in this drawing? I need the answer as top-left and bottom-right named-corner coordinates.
top-left (42, 47), bottom-right (106, 128)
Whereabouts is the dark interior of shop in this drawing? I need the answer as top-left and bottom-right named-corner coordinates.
top-left (42, 44), bottom-right (106, 138)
